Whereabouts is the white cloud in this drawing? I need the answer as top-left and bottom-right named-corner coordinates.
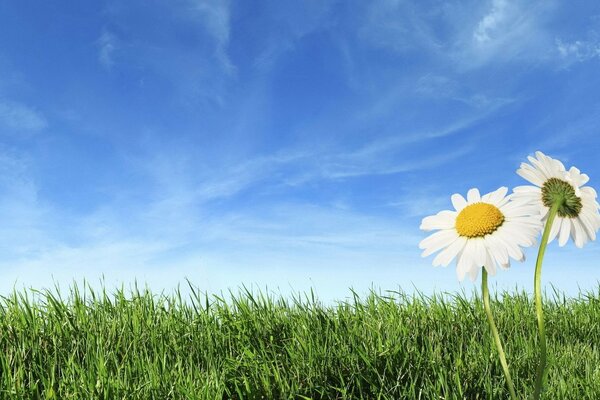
top-left (0, 100), bottom-right (47, 132)
top-left (387, 193), bottom-right (450, 219)
top-left (458, 0), bottom-right (558, 68)
top-left (358, 0), bottom-right (441, 54)
top-left (204, 202), bottom-right (419, 250)
top-left (473, 0), bottom-right (509, 44)
top-left (97, 30), bottom-right (118, 69)
top-left (556, 38), bottom-right (600, 63)
top-left (252, 1), bottom-right (338, 71)
top-left (415, 75), bottom-right (459, 98)
top-left (358, 0), bottom-right (558, 69)
top-left (343, 104), bottom-right (503, 164)
top-left (0, 145), bottom-right (422, 302)
top-left (188, 0), bottom-right (234, 74)
top-left (0, 148), bottom-right (56, 260)
top-left (414, 74), bottom-right (515, 108)
top-left (100, 0), bottom-right (236, 103)
top-left (318, 144), bottom-right (474, 180)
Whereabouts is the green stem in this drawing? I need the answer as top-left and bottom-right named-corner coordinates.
top-left (482, 267), bottom-right (518, 400)
top-left (533, 201), bottom-right (560, 400)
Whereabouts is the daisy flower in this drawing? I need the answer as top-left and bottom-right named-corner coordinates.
top-left (512, 151), bottom-right (600, 399)
top-left (512, 151), bottom-right (600, 248)
top-left (419, 187), bottom-right (542, 282)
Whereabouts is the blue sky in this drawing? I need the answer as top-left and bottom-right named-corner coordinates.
top-left (0, 0), bottom-right (599, 303)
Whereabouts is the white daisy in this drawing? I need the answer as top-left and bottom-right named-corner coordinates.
top-left (419, 187), bottom-right (542, 282)
top-left (512, 151), bottom-right (600, 248)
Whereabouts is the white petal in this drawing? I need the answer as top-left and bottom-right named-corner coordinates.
top-left (581, 186), bottom-right (598, 199)
top-left (483, 247), bottom-right (496, 276)
top-left (528, 156), bottom-right (551, 179)
top-left (505, 219), bottom-right (543, 233)
top-left (494, 231), bottom-right (524, 261)
top-left (566, 166), bottom-right (589, 187)
top-left (485, 235), bottom-right (509, 265)
top-left (420, 210), bottom-right (457, 231)
top-left (483, 187), bottom-right (508, 206)
top-left (540, 206), bottom-right (550, 221)
top-left (451, 194), bottom-right (468, 212)
top-left (432, 236), bottom-right (467, 267)
top-left (456, 247), bottom-right (472, 281)
top-left (499, 222), bottom-right (523, 239)
top-left (467, 188), bottom-right (480, 203)
top-left (533, 152), bottom-right (566, 178)
top-left (509, 215), bottom-right (544, 225)
top-left (522, 162), bottom-right (548, 182)
top-left (571, 219), bottom-right (587, 248)
top-left (496, 196), bottom-right (513, 208)
top-left (558, 218), bottom-right (571, 247)
top-left (420, 230), bottom-right (459, 256)
top-left (468, 265), bottom-right (480, 282)
top-left (510, 193), bottom-right (542, 208)
top-left (501, 203), bottom-right (542, 218)
top-left (512, 185), bottom-right (541, 194)
top-left (578, 213), bottom-right (598, 241)
top-left (547, 217), bottom-right (561, 243)
top-left (517, 166), bottom-right (544, 186)
top-left (472, 238), bottom-right (487, 268)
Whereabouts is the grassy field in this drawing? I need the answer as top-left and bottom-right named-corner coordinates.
top-left (0, 283), bottom-right (599, 399)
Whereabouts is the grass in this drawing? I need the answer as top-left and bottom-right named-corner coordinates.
top-left (0, 282), bottom-right (599, 399)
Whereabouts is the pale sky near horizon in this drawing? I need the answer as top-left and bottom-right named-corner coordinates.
top-left (0, 1), bottom-right (599, 304)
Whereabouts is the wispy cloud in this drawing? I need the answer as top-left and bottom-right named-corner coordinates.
top-left (473, 0), bottom-right (509, 44)
top-left (414, 74), bottom-right (515, 108)
top-left (252, 1), bottom-right (338, 71)
top-left (528, 106), bottom-right (600, 154)
top-left (345, 100), bottom-right (506, 163)
top-left (358, 0), bottom-right (441, 54)
top-left (101, 0), bottom-right (236, 103)
top-left (0, 143), bottom-right (420, 299)
top-left (203, 202), bottom-right (419, 250)
top-left (97, 30), bottom-right (118, 69)
top-left (556, 38), bottom-right (600, 63)
top-left (0, 100), bottom-right (47, 133)
top-left (317, 143), bottom-right (474, 180)
top-left (0, 148), bottom-right (55, 260)
top-left (188, 0), bottom-right (234, 74)
top-left (156, 121), bottom-right (477, 185)
top-left (387, 192), bottom-right (451, 219)
top-left (358, 0), bottom-right (558, 70)
top-left (457, 0), bottom-right (558, 68)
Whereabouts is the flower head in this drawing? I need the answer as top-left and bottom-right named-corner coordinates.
top-left (512, 151), bottom-right (600, 248)
top-left (419, 187), bottom-right (542, 281)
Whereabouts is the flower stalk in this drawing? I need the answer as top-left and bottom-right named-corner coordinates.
top-left (533, 200), bottom-right (561, 400)
top-left (482, 267), bottom-right (517, 400)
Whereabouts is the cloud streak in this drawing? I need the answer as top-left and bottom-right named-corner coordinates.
top-left (358, 0), bottom-right (559, 69)
top-left (473, 0), bottom-right (509, 44)
top-left (97, 30), bottom-right (118, 69)
top-left (0, 100), bottom-right (47, 133)
top-left (188, 0), bottom-right (234, 74)
top-left (556, 38), bottom-right (600, 63)
top-left (316, 143), bottom-right (474, 180)
top-left (100, 0), bottom-right (236, 104)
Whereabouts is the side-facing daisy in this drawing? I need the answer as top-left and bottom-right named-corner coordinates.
top-left (512, 151), bottom-right (600, 400)
top-left (512, 151), bottom-right (600, 248)
top-left (419, 187), bottom-right (541, 281)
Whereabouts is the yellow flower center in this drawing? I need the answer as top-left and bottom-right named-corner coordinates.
top-left (455, 202), bottom-right (505, 238)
